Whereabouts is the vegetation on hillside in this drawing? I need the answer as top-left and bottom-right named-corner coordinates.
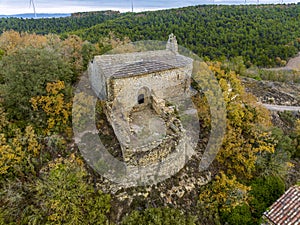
top-left (192, 62), bottom-right (297, 224)
top-left (0, 4), bottom-right (300, 224)
top-left (72, 4), bottom-right (300, 67)
top-left (1, 5), bottom-right (300, 67)
top-left (0, 10), bottom-right (121, 35)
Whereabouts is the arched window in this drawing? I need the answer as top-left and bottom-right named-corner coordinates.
top-left (138, 94), bottom-right (145, 104)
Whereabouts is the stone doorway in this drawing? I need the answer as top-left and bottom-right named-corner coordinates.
top-left (137, 87), bottom-right (150, 106)
top-left (138, 94), bottom-right (145, 104)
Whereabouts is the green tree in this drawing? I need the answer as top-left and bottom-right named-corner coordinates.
top-left (0, 155), bottom-right (111, 224)
top-left (0, 48), bottom-right (4, 60)
top-left (250, 176), bottom-right (285, 223)
top-left (2, 47), bottom-right (73, 124)
top-left (24, 155), bottom-right (111, 225)
top-left (255, 127), bottom-right (293, 178)
top-left (122, 207), bottom-right (195, 225)
top-left (81, 41), bottom-right (98, 69)
top-left (292, 119), bottom-right (300, 158)
top-left (220, 204), bottom-right (252, 225)
top-left (0, 107), bottom-right (41, 181)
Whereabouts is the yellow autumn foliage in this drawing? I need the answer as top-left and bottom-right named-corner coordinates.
top-left (206, 62), bottom-right (274, 179)
top-left (199, 171), bottom-right (251, 212)
top-left (0, 30), bottom-right (47, 54)
top-left (31, 81), bottom-right (72, 135)
top-left (295, 119), bottom-right (300, 136)
top-left (0, 111), bottom-right (41, 176)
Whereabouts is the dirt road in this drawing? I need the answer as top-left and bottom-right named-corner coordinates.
top-left (263, 104), bottom-right (300, 112)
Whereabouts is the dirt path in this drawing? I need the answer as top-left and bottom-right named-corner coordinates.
top-left (263, 104), bottom-right (300, 112)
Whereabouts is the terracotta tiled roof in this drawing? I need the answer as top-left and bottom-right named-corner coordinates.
top-left (263, 185), bottom-right (300, 225)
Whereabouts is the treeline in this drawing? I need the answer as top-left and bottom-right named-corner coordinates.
top-left (0, 10), bottom-right (121, 35)
top-left (1, 5), bottom-right (300, 67)
top-left (71, 4), bottom-right (300, 67)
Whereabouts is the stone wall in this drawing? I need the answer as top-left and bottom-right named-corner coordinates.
top-left (124, 131), bottom-right (181, 166)
top-left (108, 66), bottom-right (191, 114)
top-left (122, 129), bottom-right (195, 187)
top-left (104, 87), bottom-right (188, 167)
top-left (122, 93), bottom-right (184, 166)
top-left (89, 61), bottom-right (107, 100)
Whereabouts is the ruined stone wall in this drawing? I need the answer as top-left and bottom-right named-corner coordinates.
top-left (122, 129), bottom-right (195, 187)
top-left (109, 66), bottom-right (191, 113)
top-left (124, 131), bottom-right (181, 166)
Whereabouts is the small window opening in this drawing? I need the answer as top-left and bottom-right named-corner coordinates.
top-left (138, 94), bottom-right (145, 104)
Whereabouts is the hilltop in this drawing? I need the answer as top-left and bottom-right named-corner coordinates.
top-left (0, 10), bottom-right (122, 35)
top-left (0, 13), bottom-right (70, 19)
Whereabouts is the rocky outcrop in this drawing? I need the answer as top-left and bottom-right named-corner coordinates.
top-left (242, 77), bottom-right (300, 106)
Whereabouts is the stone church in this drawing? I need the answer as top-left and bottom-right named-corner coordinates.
top-left (88, 34), bottom-right (195, 166)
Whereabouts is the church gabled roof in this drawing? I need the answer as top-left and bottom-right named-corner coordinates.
top-left (112, 60), bottom-right (178, 78)
top-left (93, 49), bottom-right (192, 79)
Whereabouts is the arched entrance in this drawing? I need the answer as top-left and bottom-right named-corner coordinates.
top-left (137, 87), bottom-right (150, 105)
top-left (138, 94), bottom-right (145, 104)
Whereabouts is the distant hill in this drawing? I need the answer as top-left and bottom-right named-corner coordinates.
top-left (70, 4), bottom-right (300, 67)
top-left (0, 13), bottom-right (70, 19)
top-left (0, 10), bottom-right (121, 35)
top-left (1, 5), bottom-right (300, 67)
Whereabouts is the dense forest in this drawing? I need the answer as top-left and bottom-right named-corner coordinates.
top-left (0, 10), bottom-right (121, 35)
top-left (1, 4), bottom-right (300, 67)
top-left (0, 4), bottom-right (300, 225)
top-left (73, 4), bottom-right (300, 67)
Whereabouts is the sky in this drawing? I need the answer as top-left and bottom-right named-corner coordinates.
top-left (0, 0), bottom-right (299, 15)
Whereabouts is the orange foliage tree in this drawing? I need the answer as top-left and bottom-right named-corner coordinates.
top-left (0, 30), bottom-right (47, 54)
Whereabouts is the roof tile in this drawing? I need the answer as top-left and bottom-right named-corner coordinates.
top-left (263, 186), bottom-right (300, 225)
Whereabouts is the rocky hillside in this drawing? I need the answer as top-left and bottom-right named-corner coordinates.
top-left (242, 77), bottom-right (300, 106)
